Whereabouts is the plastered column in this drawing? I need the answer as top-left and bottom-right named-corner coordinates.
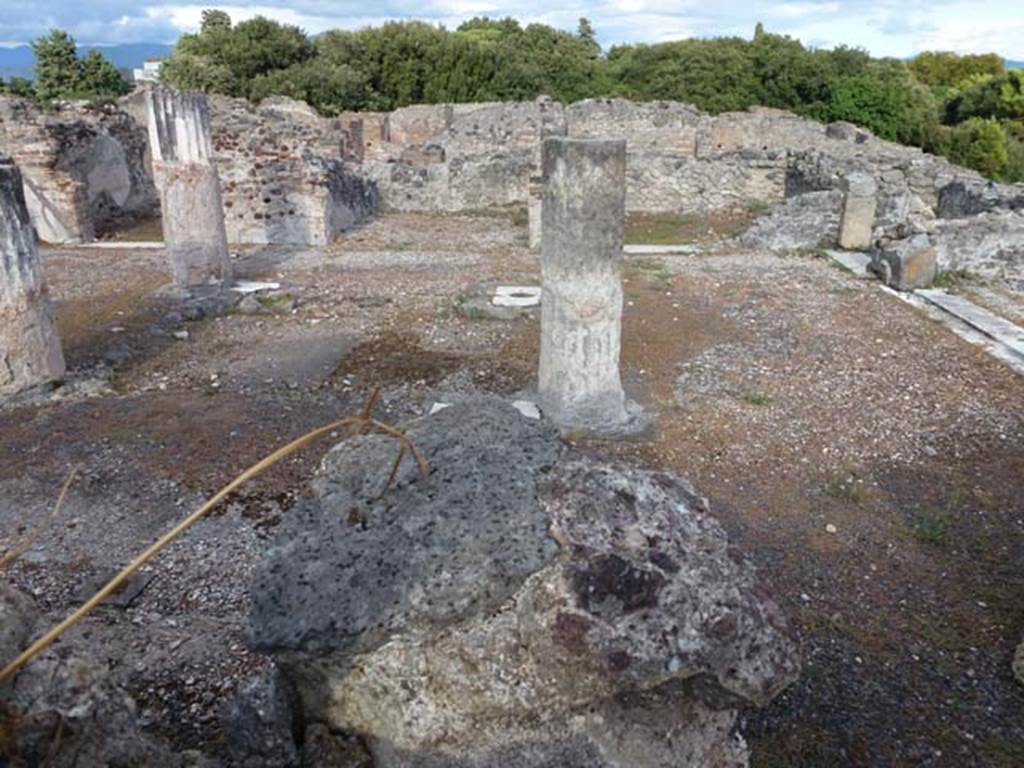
top-left (145, 88), bottom-right (231, 287)
top-left (538, 138), bottom-right (640, 433)
top-left (0, 157), bottom-right (65, 396)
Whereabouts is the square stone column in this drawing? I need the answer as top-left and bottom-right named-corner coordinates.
top-left (0, 157), bottom-right (65, 397)
top-left (145, 88), bottom-right (231, 288)
top-left (538, 138), bottom-right (643, 434)
top-left (838, 172), bottom-right (877, 251)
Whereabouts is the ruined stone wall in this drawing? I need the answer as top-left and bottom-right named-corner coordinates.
top-left (207, 95), bottom-right (377, 245)
top-left (0, 96), bottom-right (157, 242)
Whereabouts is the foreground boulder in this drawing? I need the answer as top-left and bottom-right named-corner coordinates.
top-left (250, 397), bottom-right (799, 766)
top-left (1, 586), bottom-right (180, 767)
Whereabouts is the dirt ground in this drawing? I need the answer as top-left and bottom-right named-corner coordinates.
top-left (2, 211), bottom-right (1023, 766)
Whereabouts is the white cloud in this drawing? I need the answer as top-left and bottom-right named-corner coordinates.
top-left (766, 2), bottom-right (841, 20)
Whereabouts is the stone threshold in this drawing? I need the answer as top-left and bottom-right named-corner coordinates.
top-left (881, 286), bottom-right (1024, 376)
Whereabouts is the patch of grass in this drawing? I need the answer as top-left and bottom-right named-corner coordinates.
top-left (744, 198), bottom-right (772, 216)
top-left (743, 392), bottom-right (771, 406)
top-left (909, 487), bottom-right (963, 546)
top-left (652, 268), bottom-right (673, 284)
top-left (983, 737), bottom-right (1024, 768)
top-left (931, 269), bottom-right (974, 291)
top-left (631, 257), bottom-right (666, 272)
top-left (386, 239), bottom-right (416, 251)
top-left (824, 477), bottom-right (868, 503)
top-left (625, 213), bottom-right (701, 246)
top-left (460, 304), bottom-right (485, 321)
top-left (910, 510), bottom-right (954, 544)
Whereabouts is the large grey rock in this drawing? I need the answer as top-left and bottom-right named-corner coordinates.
top-left (6, 645), bottom-right (183, 767)
top-left (251, 397), bottom-right (799, 767)
top-left (0, 584), bottom-right (38, 696)
top-left (0, 156), bottom-right (66, 397)
top-left (740, 190), bottom-right (843, 251)
top-left (222, 668), bottom-right (302, 767)
top-left (870, 234), bottom-right (938, 291)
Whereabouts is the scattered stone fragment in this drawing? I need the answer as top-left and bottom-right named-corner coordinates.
top-left (870, 234), bottom-right (938, 291)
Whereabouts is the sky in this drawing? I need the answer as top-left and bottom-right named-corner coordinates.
top-left (1, 1), bottom-right (1022, 60)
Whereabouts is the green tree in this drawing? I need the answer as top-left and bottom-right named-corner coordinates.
top-left (577, 18), bottom-right (600, 58)
top-left (32, 29), bottom-right (81, 101)
top-left (201, 9), bottom-right (232, 33)
top-left (79, 49), bottom-right (130, 98)
top-left (158, 51), bottom-right (238, 93)
top-left (947, 70), bottom-right (1024, 122)
top-left (908, 51), bottom-right (1005, 88)
top-left (944, 117), bottom-right (1009, 178)
top-left (1, 77), bottom-right (35, 97)
top-left (162, 12), bottom-right (312, 98)
top-left (808, 61), bottom-right (940, 146)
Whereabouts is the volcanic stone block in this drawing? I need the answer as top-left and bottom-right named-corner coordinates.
top-left (250, 398), bottom-right (800, 767)
top-left (537, 138), bottom-right (641, 434)
top-left (838, 172), bottom-right (878, 250)
top-left (0, 157), bottom-right (65, 397)
top-left (870, 234), bottom-right (938, 291)
top-left (145, 88), bottom-right (231, 287)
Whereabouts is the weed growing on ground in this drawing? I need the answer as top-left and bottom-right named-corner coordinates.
top-left (824, 477), bottom-right (868, 503)
top-left (909, 487), bottom-right (964, 545)
top-left (931, 269), bottom-right (975, 291)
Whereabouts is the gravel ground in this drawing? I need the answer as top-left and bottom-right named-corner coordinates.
top-left (2, 211), bottom-right (1023, 766)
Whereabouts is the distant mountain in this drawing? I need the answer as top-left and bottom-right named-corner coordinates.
top-left (1008, 60), bottom-right (1024, 70)
top-left (0, 43), bottom-right (173, 80)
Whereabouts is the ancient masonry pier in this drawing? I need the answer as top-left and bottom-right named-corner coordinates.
top-left (0, 157), bottom-right (65, 396)
top-left (145, 88), bottom-right (231, 288)
top-left (837, 172), bottom-right (878, 250)
top-left (537, 137), bottom-right (642, 433)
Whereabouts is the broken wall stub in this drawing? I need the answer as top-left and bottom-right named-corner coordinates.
top-left (838, 172), bottom-right (878, 250)
top-left (0, 157), bottom-right (65, 396)
top-left (145, 88), bottom-right (231, 287)
top-left (538, 137), bottom-right (642, 434)
top-left (209, 95), bottom-right (378, 246)
top-left (0, 96), bottom-right (159, 244)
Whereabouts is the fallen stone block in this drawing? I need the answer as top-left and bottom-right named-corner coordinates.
top-left (869, 234), bottom-right (938, 291)
top-left (837, 172), bottom-right (877, 250)
top-left (250, 397), bottom-right (799, 767)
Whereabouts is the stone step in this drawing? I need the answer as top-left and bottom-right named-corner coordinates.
top-left (916, 289), bottom-right (1024, 359)
top-left (825, 249), bottom-right (871, 276)
top-left (624, 244), bottom-right (699, 255)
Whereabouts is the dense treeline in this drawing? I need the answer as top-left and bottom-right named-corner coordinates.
top-left (3, 13), bottom-right (1022, 182)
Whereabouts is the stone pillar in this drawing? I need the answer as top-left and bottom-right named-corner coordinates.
top-left (527, 173), bottom-right (543, 250)
top-left (838, 172), bottom-right (877, 250)
top-left (538, 138), bottom-right (640, 434)
top-left (145, 88), bottom-right (231, 288)
top-left (0, 158), bottom-right (65, 397)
